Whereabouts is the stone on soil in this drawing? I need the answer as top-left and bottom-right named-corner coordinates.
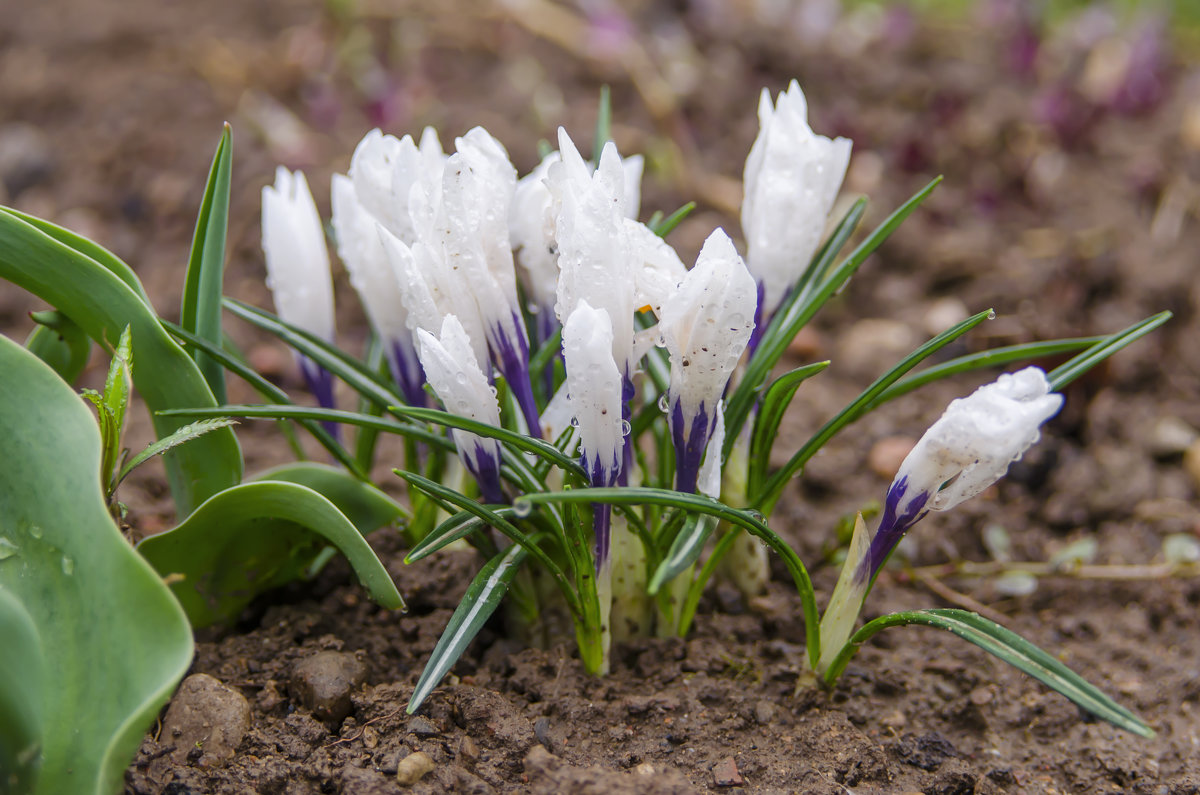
top-left (161, 673), bottom-right (251, 764)
top-left (289, 650), bottom-right (367, 724)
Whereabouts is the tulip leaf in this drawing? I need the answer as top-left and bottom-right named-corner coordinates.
top-left (0, 207), bottom-right (242, 516)
top-left (252, 461), bottom-right (409, 532)
top-left (408, 542), bottom-right (529, 714)
top-left (137, 481), bottom-right (405, 627)
top-left (752, 307), bottom-right (993, 514)
top-left (821, 608), bottom-right (1153, 738)
top-left (0, 333), bottom-right (194, 795)
top-left (181, 124), bottom-right (232, 404)
top-left (25, 310), bottom-right (90, 384)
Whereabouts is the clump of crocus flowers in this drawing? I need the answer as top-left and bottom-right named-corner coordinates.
top-left (253, 79), bottom-right (1159, 736)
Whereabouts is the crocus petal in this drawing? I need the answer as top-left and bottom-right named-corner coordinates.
top-left (261, 167), bottom-right (335, 345)
top-left (626, 218), bottom-right (687, 317)
top-left (348, 127), bottom-right (446, 246)
top-left (659, 229), bottom-right (756, 492)
top-left (859, 367), bottom-right (1064, 582)
top-left (741, 80), bottom-right (852, 323)
top-left (511, 152), bottom-right (562, 314)
top-left (415, 315), bottom-right (505, 503)
top-left (330, 174), bottom-right (425, 405)
top-left (697, 403), bottom-right (726, 500)
top-left (562, 301), bottom-right (624, 488)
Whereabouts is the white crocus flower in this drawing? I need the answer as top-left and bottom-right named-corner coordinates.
top-left (261, 166), bottom-right (336, 409)
top-left (511, 152), bottom-right (562, 320)
top-left (348, 127), bottom-right (446, 246)
top-left (330, 174), bottom-right (425, 406)
top-left (415, 314), bottom-right (505, 504)
top-left (861, 367), bottom-right (1064, 582)
top-left (626, 219), bottom-right (687, 318)
top-left (741, 79), bottom-right (852, 327)
top-left (818, 367), bottom-right (1063, 676)
top-left (551, 130), bottom-right (637, 380)
top-left (658, 229), bottom-right (757, 493)
top-left (697, 405), bottom-right (726, 500)
top-left (562, 301), bottom-right (624, 489)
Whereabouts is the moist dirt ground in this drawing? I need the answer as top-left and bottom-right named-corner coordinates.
top-left (3, 1), bottom-right (1200, 793)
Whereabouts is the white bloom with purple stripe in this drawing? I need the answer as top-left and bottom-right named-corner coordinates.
top-left (741, 80), bottom-right (852, 337)
top-left (261, 166), bottom-right (336, 411)
top-left (415, 314), bottom-right (505, 504)
top-left (658, 229), bottom-right (757, 493)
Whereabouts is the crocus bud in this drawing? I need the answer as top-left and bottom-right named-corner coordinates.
top-left (861, 367), bottom-right (1064, 582)
top-left (261, 167), bottom-right (336, 410)
top-left (562, 300), bottom-right (625, 572)
top-left (348, 127), bottom-right (446, 246)
top-left (415, 315), bottom-right (505, 504)
top-left (741, 80), bottom-right (852, 332)
top-left (330, 174), bottom-right (425, 406)
top-left (659, 229), bottom-right (757, 494)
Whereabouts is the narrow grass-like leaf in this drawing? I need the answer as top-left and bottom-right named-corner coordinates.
top-left (406, 508), bottom-right (520, 562)
top-left (116, 418), bottom-right (238, 487)
top-left (647, 514), bottom-right (719, 594)
top-left (0, 334), bottom-right (193, 795)
top-left (354, 333), bottom-right (389, 472)
top-left (748, 361), bottom-right (830, 495)
top-left (528, 326), bottom-right (563, 380)
top-left (223, 297), bottom-right (402, 404)
top-left (593, 84), bottom-right (612, 164)
top-left (396, 470), bottom-right (582, 618)
top-left (0, 209), bottom-right (242, 515)
top-left (514, 486), bottom-right (820, 663)
top-left (1047, 311), bottom-right (1172, 391)
top-left (866, 337), bottom-right (1103, 409)
top-left (649, 201), bottom-right (696, 238)
top-left (753, 307), bottom-right (992, 513)
top-left (727, 182), bottom-right (940, 455)
top-left (676, 527), bottom-right (740, 636)
top-left (821, 608), bottom-right (1153, 738)
top-left (180, 124), bottom-right (233, 403)
top-left (162, 320), bottom-right (362, 476)
top-left (25, 310), bottom-right (90, 384)
top-left (408, 543), bottom-right (529, 713)
top-left (138, 481), bottom-right (405, 627)
top-left (160, 404), bottom-right (453, 452)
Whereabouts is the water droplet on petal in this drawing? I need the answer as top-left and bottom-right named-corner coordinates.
top-left (620, 420), bottom-right (632, 436)
top-left (657, 394), bottom-right (670, 413)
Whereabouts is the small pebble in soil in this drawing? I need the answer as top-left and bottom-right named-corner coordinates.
top-left (1148, 416), bottom-right (1197, 459)
top-left (753, 699), bottom-right (776, 725)
top-left (160, 673), bottom-right (251, 764)
top-left (712, 756), bottom-right (745, 788)
top-left (395, 751), bottom-right (436, 786)
top-left (288, 650), bottom-right (367, 724)
top-left (407, 715), bottom-right (440, 737)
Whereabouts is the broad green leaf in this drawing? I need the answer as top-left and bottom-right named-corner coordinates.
top-left (253, 461), bottom-right (409, 532)
top-left (748, 361), bottom-right (830, 495)
top-left (1047, 311), bottom-right (1172, 391)
top-left (753, 307), bottom-right (993, 514)
top-left (0, 334), bottom-right (193, 795)
top-left (822, 608), bottom-right (1153, 738)
top-left (25, 310), bottom-right (90, 384)
top-left (0, 588), bottom-right (43, 794)
top-left (0, 207), bottom-right (151, 304)
top-left (408, 543), bottom-right (529, 714)
top-left (137, 481), bottom-right (405, 627)
top-left (0, 208), bottom-right (242, 515)
top-left (180, 124), bottom-right (233, 403)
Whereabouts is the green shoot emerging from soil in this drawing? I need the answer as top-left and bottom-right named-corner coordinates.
top-left (162, 83), bottom-right (1165, 736)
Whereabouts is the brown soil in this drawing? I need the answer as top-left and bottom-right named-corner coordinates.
top-left (3, 1), bottom-right (1200, 792)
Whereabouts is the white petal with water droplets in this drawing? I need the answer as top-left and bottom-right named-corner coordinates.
top-left (261, 167), bottom-right (335, 342)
